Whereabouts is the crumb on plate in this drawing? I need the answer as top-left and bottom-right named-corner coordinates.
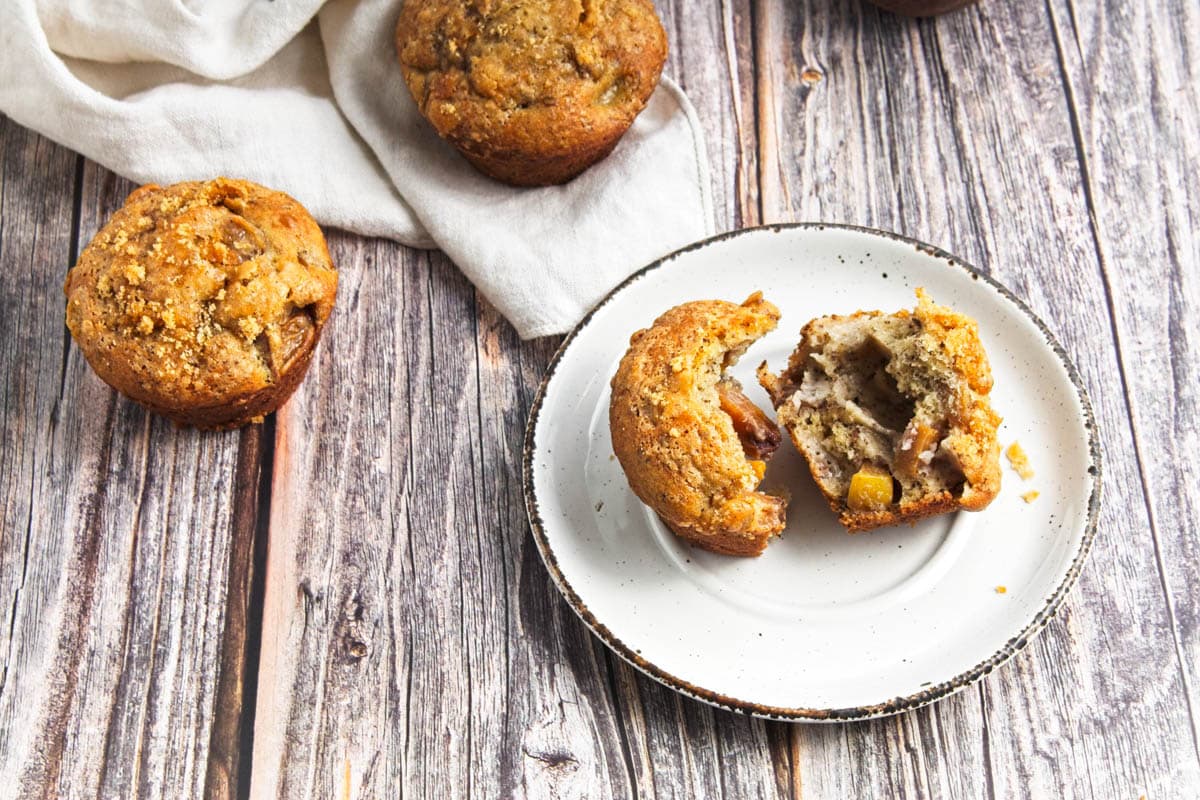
top-left (1021, 489), bottom-right (1040, 503)
top-left (1006, 441), bottom-right (1035, 480)
top-left (995, 585), bottom-right (1007, 594)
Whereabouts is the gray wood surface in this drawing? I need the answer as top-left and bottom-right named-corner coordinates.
top-left (0, 150), bottom-right (261, 798)
top-left (1, 0), bottom-right (1196, 796)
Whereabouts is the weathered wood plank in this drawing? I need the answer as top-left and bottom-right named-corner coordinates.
top-left (930, 2), bottom-right (1199, 795)
top-left (660, 0), bottom-right (761, 228)
top-left (0, 127), bottom-right (256, 798)
top-left (756, 0), bottom-right (1200, 796)
top-left (248, 240), bottom-right (637, 797)
top-left (1046, 0), bottom-right (1200, 795)
top-left (474, 297), bottom-right (635, 799)
top-left (603, 3), bottom-right (796, 799)
top-left (249, 236), bottom-right (424, 798)
top-left (0, 122), bottom-right (81, 797)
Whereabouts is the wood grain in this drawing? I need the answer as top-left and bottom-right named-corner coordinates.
top-left (660, 0), bottom-right (761, 228)
top-left (247, 241), bottom-right (638, 798)
top-left (756, 0), bottom-right (1199, 797)
top-left (1, 0), bottom-right (1198, 793)
top-left (1046, 0), bottom-right (1200, 794)
top-left (0, 134), bottom-right (256, 797)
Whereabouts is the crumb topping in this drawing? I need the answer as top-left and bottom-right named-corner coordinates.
top-left (65, 178), bottom-right (337, 407)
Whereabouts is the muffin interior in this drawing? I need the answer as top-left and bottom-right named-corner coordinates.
top-left (765, 313), bottom-right (973, 507)
top-left (716, 374), bottom-right (781, 462)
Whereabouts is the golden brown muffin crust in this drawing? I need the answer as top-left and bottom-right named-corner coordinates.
top-left (610, 294), bottom-right (787, 557)
top-left (396, 0), bottom-right (667, 185)
top-left (64, 178), bottom-right (338, 429)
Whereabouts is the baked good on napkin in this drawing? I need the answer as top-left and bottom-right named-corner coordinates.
top-left (758, 290), bottom-right (1001, 532)
top-left (610, 293), bottom-right (787, 556)
top-left (64, 178), bottom-right (338, 430)
top-left (395, 0), bottom-right (668, 186)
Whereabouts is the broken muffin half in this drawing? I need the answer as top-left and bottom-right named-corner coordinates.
top-left (610, 293), bottom-right (787, 556)
top-left (757, 289), bottom-right (1001, 532)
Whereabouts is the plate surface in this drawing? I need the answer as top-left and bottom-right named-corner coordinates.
top-left (523, 224), bottom-right (1100, 721)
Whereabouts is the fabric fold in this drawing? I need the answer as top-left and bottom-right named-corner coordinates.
top-left (1, 0), bottom-right (714, 338)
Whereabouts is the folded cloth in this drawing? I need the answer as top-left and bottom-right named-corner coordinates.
top-left (0, 0), bottom-right (713, 338)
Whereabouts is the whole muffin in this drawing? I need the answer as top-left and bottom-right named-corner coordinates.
top-left (396, 0), bottom-right (668, 186)
top-left (64, 178), bottom-right (338, 430)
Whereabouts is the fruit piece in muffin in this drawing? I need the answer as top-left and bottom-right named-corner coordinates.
top-left (609, 293), bottom-right (787, 557)
top-left (64, 178), bottom-right (338, 430)
top-left (758, 290), bottom-right (1000, 532)
top-left (396, 0), bottom-right (668, 186)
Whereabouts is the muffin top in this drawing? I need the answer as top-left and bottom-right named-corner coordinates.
top-left (396, 0), bottom-right (667, 161)
top-left (64, 178), bottom-right (337, 412)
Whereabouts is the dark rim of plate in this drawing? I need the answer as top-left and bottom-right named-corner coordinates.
top-left (520, 222), bottom-right (1103, 722)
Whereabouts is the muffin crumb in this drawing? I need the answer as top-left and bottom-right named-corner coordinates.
top-left (1006, 442), bottom-right (1035, 480)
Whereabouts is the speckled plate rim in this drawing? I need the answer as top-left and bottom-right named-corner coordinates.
top-left (522, 222), bottom-right (1102, 722)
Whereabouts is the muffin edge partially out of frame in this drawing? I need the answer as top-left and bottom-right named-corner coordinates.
top-left (395, 0), bottom-right (668, 186)
top-left (64, 177), bottom-right (338, 430)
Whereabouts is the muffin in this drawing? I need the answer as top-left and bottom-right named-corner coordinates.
top-left (758, 290), bottom-right (1001, 532)
top-left (610, 293), bottom-right (787, 557)
top-left (64, 178), bottom-right (338, 430)
top-left (396, 0), bottom-right (668, 186)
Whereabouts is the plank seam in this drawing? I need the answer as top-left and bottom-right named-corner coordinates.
top-left (724, 0), bottom-right (759, 228)
top-left (129, 415), bottom-right (159, 797)
top-left (465, 287), bottom-right (485, 800)
top-left (1043, 0), bottom-right (1200, 769)
top-left (978, 684), bottom-right (997, 800)
top-left (230, 419), bottom-right (275, 800)
top-left (602, 652), bottom-right (641, 800)
top-left (55, 155), bottom-right (85, 407)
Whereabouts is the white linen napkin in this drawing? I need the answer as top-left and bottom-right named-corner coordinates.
top-left (0, 0), bottom-right (713, 338)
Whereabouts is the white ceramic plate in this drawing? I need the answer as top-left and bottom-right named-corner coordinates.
top-left (523, 224), bottom-right (1100, 721)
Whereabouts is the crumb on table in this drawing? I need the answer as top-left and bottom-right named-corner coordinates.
top-left (1006, 441), bottom-right (1035, 480)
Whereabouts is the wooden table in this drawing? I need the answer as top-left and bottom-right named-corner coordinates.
top-left (2, 1), bottom-right (1196, 796)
